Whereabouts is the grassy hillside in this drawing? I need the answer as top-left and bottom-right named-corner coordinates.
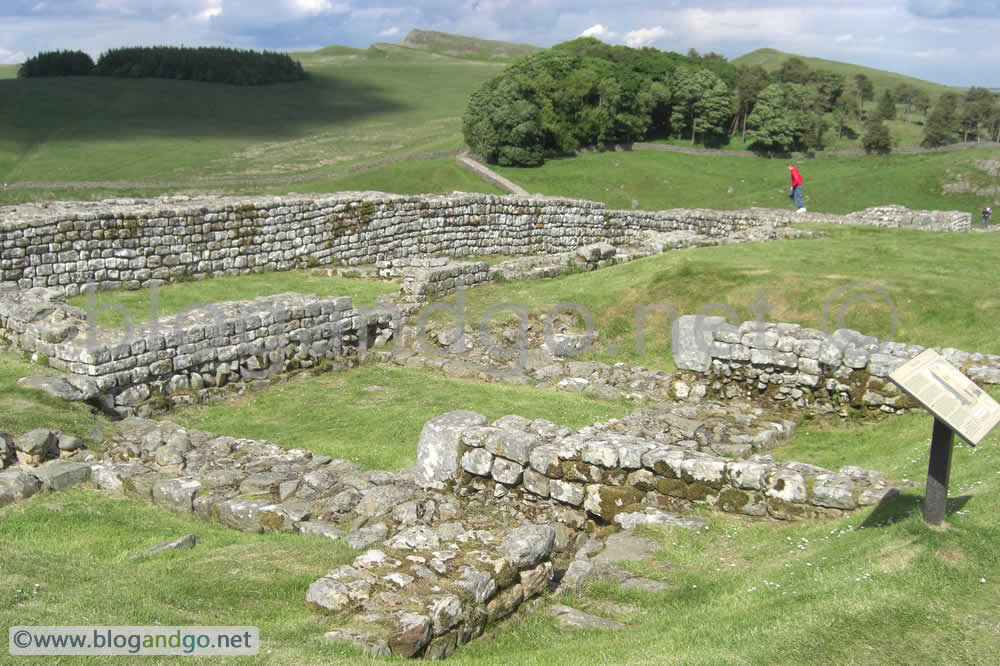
top-left (0, 46), bottom-right (504, 194)
top-left (399, 28), bottom-right (544, 61)
top-left (733, 47), bottom-right (959, 98)
top-left (491, 148), bottom-right (1000, 215)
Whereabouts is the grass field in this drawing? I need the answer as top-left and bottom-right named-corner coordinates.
top-left (0, 54), bottom-right (503, 193)
top-left (491, 148), bottom-right (999, 214)
top-left (3, 35), bottom-right (1000, 665)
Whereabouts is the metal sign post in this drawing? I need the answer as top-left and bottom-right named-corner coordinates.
top-left (889, 349), bottom-right (1000, 525)
top-left (923, 417), bottom-right (955, 525)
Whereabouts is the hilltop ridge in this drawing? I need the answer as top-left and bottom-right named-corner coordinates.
top-left (398, 29), bottom-right (544, 61)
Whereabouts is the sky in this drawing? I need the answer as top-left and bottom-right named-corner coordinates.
top-left (2, 1), bottom-right (999, 87)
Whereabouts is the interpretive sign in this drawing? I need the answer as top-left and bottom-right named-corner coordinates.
top-left (889, 349), bottom-right (1000, 524)
top-left (889, 349), bottom-right (1000, 446)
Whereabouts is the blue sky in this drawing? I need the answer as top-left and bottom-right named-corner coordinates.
top-left (2, 1), bottom-right (999, 86)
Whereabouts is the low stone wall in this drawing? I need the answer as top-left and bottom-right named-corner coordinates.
top-left (4, 192), bottom-right (910, 297)
top-left (0, 287), bottom-right (396, 417)
top-left (670, 317), bottom-right (1000, 413)
top-left (417, 410), bottom-right (896, 523)
top-left (843, 205), bottom-right (970, 231)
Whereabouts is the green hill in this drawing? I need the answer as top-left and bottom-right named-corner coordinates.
top-left (398, 29), bottom-right (544, 61)
top-left (732, 47), bottom-right (960, 98)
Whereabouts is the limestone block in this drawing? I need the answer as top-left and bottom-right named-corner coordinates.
top-left (726, 461), bottom-right (768, 490)
top-left (491, 458), bottom-right (524, 485)
top-left (388, 612), bottom-right (432, 658)
top-left (456, 565), bottom-right (496, 604)
top-left (583, 484), bottom-right (644, 521)
top-left (415, 410), bottom-right (488, 488)
top-left (484, 428), bottom-right (540, 465)
top-left (811, 474), bottom-right (858, 509)
top-left (431, 594), bottom-right (465, 635)
top-left (0, 470), bottom-right (42, 501)
top-left (213, 498), bottom-right (275, 533)
top-left (386, 526), bottom-right (441, 551)
top-left (641, 448), bottom-right (685, 478)
top-left (581, 440), bottom-right (619, 468)
top-left (487, 583), bottom-right (523, 622)
top-left (523, 468), bottom-right (550, 497)
top-left (764, 469), bottom-right (807, 503)
top-left (499, 525), bottom-right (555, 569)
top-left (528, 445), bottom-right (562, 477)
top-left (672, 315), bottom-right (728, 372)
top-left (151, 477), bottom-right (203, 513)
top-left (322, 629), bottom-right (390, 658)
top-left (680, 458), bottom-right (727, 487)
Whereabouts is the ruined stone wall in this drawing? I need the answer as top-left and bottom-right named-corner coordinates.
top-left (0, 287), bottom-right (398, 417)
top-left (416, 411), bottom-right (895, 524)
top-left (670, 317), bottom-right (1000, 414)
top-left (0, 193), bottom-right (813, 296)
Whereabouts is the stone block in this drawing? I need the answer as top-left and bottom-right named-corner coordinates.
top-left (583, 484), bottom-right (643, 521)
top-left (213, 498), bottom-right (275, 533)
top-left (415, 410), bottom-right (488, 488)
top-left (499, 525), bottom-right (555, 569)
top-left (151, 477), bottom-right (203, 513)
top-left (484, 429), bottom-right (540, 465)
top-left (672, 315), bottom-right (728, 372)
top-left (460, 448), bottom-right (494, 476)
top-left (523, 468), bottom-right (550, 497)
top-left (581, 440), bottom-right (619, 468)
top-left (0, 470), bottom-right (42, 501)
top-left (491, 458), bottom-right (524, 485)
top-left (764, 469), bottom-right (807, 503)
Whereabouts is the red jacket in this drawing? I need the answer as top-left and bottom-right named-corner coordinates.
top-left (789, 167), bottom-right (803, 187)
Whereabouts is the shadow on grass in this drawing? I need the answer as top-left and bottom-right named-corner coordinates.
top-left (0, 71), bottom-right (410, 143)
top-left (860, 489), bottom-right (973, 528)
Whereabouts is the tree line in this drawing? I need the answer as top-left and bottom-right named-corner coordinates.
top-left (18, 47), bottom-right (306, 86)
top-left (462, 38), bottom-right (1000, 166)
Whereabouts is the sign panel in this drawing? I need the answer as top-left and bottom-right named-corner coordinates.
top-left (889, 348), bottom-right (1000, 446)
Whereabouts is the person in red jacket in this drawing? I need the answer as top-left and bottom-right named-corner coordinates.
top-left (788, 163), bottom-right (806, 212)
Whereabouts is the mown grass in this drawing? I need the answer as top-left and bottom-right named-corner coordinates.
top-left (491, 147), bottom-right (1000, 214)
top-left (2, 413), bottom-right (997, 665)
top-left (0, 352), bottom-right (114, 440)
top-left (437, 224), bottom-right (1000, 371)
top-left (0, 57), bottom-right (502, 190)
top-left (169, 365), bottom-right (632, 471)
top-left (0, 489), bottom-right (367, 665)
top-left (66, 270), bottom-right (401, 328)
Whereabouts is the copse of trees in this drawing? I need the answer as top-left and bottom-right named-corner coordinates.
top-left (92, 46), bottom-right (306, 85)
top-left (464, 40), bottom-right (997, 165)
top-left (463, 38), bottom-right (740, 166)
top-left (18, 46), bottom-right (306, 86)
top-left (18, 50), bottom-right (95, 77)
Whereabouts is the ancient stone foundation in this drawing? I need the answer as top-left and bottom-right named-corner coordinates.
top-left (670, 316), bottom-right (1000, 414)
top-left (1, 193), bottom-right (971, 296)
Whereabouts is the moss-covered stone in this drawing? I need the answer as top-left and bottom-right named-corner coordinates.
top-left (584, 484), bottom-right (644, 521)
top-left (656, 477), bottom-right (688, 498)
top-left (715, 488), bottom-right (750, 512)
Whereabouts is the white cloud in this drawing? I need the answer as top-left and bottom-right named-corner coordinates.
top-left (0, 47), bottom-right (27, 64)
top-left (624, 26), bottom-right (667, 47)
top-left (292, 0), bottom-right (343, 14)
top-left (581, 24), bottom-right (615, 39)
top-left (913, 46), bottom-right (960, 60)
top-left (377, 26), bottom-right (401, 37)
top-left (834, 33), bottom-right (853, 43)
top-left (196, 0), bottom-right (222, 22)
